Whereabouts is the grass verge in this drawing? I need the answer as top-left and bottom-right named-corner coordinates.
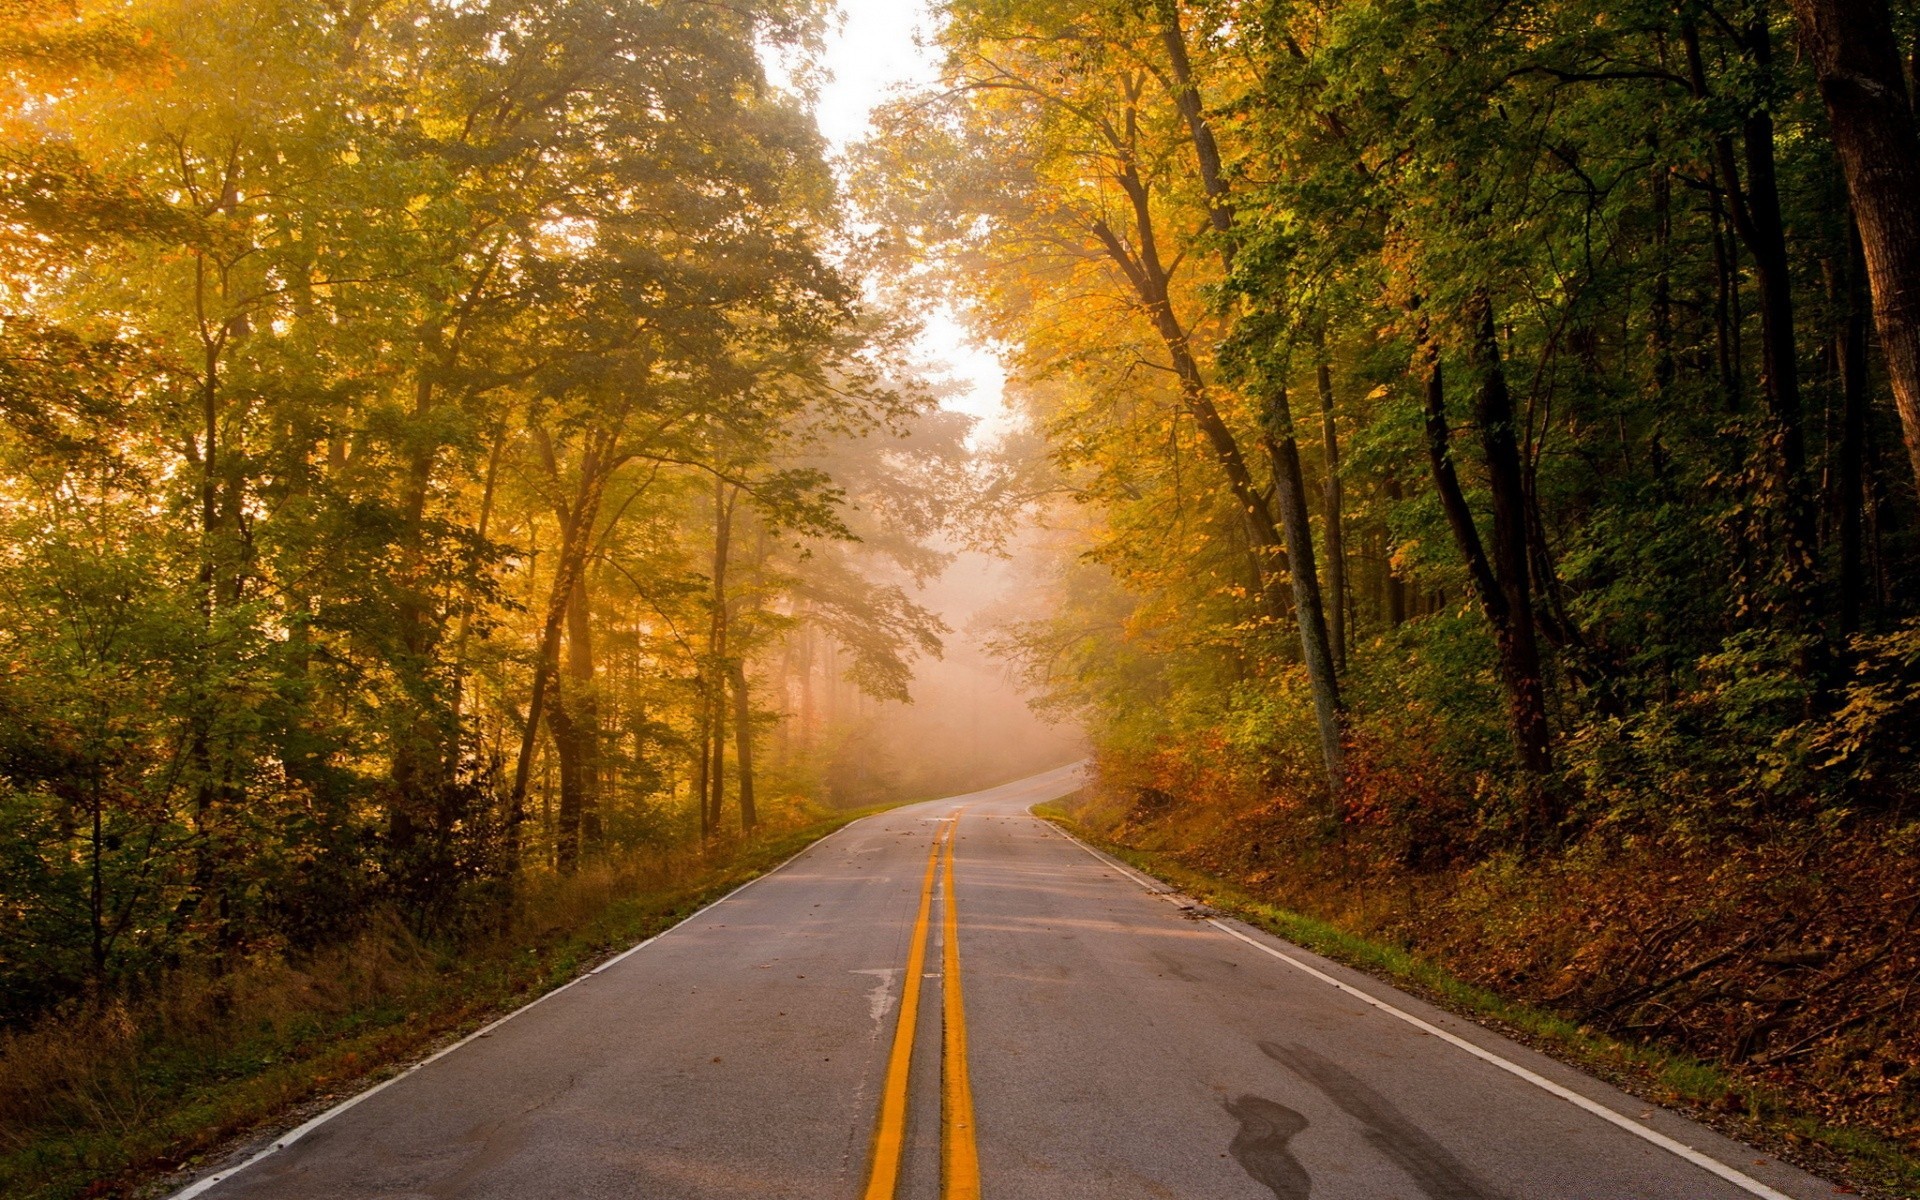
top-left (1, 804), bottom-right (891, 1200)
top-left (1032, 803), bottom-right (1920, 1200)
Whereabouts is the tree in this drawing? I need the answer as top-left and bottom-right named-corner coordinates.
top-left (1791, 0), bottom-right (1920, 491)
top-left (867, 0), bottom-right (1346, 795)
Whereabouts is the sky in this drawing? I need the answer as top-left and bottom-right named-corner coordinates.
top-left (810, 0), bottom-right (1011, 431)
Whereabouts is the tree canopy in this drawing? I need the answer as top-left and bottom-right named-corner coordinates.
top-left (863, 0), bottom-right (1919, 839)
top-left (0, 0), bottom-right (972, 1022)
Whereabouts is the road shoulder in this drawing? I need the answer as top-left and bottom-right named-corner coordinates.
top-left (1031, 807), bottom-right (1885, 1200)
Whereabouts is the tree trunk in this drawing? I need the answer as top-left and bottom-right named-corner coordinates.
top-left (1315, 336), bottom-right (1348, 671)
top-left (180, 255), bottom-right (243, 951)
top-left (1468, 297), bottom-right (1554, 784)
top-left (1153, 0), bottom-right (1233, 244)
top-left (1419, 320), bottom-right (1553, 792)
top-left (729, 659), bottom-right (757, 832)
top-left (1383, 473), bottom-right (1407, 626)
top-left (1838, 211), bottom-right (1871, 631)
top-left (552, 568), bottom-right (599, 872)
top-left (508, 449), bottom-right (609, 864)
top-left (1148, 0), bottom-right (1344, 795)
top-left (570, 570), bottom-right (601, 852)
top-left (1685, 14), bottom-right (1817, 571)
top-left (1421, 351), bottom-right (1503, 618)
top-left (1088, 220), bottom-right (1293, 617)
top-left (1792, 0), bottom-right (1920, 490)
top-left (548, 695), bottom-right (583, 873)
top-left (1259, 382), bottom-right (1347, 792)
top-left (705, 478), bottom-right (734, 836)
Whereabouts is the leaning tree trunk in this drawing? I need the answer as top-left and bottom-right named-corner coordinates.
top-left (1150, 0), bottom-right (1345, 795)
top-left (1467, 297), bottom-right (1554, 785)
top-left (508, 445), bottom-right (610, 867)
top-left (1792, 0), bottom-right (1920, 490)
top-left (1259, 382), bottom-right (1348, 794)
top-left (1418, 320), bottom-right (1554, 805)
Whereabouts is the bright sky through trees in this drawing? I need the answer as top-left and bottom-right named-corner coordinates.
top-left (815, 0), bottom-right (1009, 435)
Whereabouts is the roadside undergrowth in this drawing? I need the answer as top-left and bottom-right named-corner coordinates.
top-left (0, 801), bottom-right (889, 1200)
top-left (1035, 793), bottom-right (1920, 1200)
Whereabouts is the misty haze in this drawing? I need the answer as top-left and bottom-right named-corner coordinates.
top-left (2, 0), bottom-right (1917, 1198)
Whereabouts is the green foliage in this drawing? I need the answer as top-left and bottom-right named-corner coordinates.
top-left (0, 0), bottom-right (961, 1046)
top-left (887, 0), bottom-right (1919, 847)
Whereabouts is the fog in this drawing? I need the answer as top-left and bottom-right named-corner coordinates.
top-left (814, 537), bottom-right (1085, 805)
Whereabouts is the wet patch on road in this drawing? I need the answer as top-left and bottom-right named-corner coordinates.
top-left (1261, 1041), bottom-right (1506, 1200)
top-left (1153, 951), bottom-right (1203, 984)
top-left (1224, 1094), bottom-right (1312, 1199)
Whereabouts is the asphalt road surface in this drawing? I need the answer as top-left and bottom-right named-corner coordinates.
top-left (177, 764), bottom-right (1838, 1200)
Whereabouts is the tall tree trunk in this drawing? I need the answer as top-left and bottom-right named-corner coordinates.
top-left (1792, 0), bottom-right (1920, 489)
top-left (1838, 211), bottom-right (1871, 631)
top-left (1468, 297), bottom-right (1554, 784)
top-left (508, 447), bottom-right (609, 866)
top-left (1383, 473), bottom-right (1408, 626)
top-left (706, 690), bottom-right (726, 835)
top-left (1419, 318), bottom-right (1554, 794)
top-left (552, 569), bottom-right (599, 872)
top-left (568, 570), bottom-right (601, 853)
top-left (729, 659), bottom-right (757, 832)
top-left (1685, 13), bottom-right (1817, 575)
top-left (1149, 0), bottom-right (1344, 794)
top-left (705, 478), bottom-right (734, 836)
top-left (179, 255), bottom-right (242, 951)
top-left (1315, 335), bottom-right (1348, 671)
top-left (548, 694), bottom-right (583, 873)
top-left (1260, 383), bottom-right (1347, 792)
top-left (1153, 0), bottom-right (1233, 243)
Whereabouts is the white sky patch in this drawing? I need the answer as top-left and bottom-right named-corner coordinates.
top-left (814, 0), bottom-right (1011, 436)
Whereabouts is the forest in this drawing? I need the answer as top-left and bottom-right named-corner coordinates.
top-left (0, 0), bottom-right (1026, 1191)
top-left (862, 0), bottom-right (1920, 1185)
top-left (5, 0), bottom-right (1920, 1193)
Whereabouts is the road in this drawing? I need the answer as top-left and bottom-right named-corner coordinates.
top-left (177, 764), bottom-right (1836, 1200)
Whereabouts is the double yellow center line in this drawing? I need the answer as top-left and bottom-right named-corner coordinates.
top-left (863, 811), bottom-right (980, 1200)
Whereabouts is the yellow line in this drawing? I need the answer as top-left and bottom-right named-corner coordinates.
top-left (941, 814), bottom-right (982, 1200)
top-left (862, 821), bottom-right (947, 1200)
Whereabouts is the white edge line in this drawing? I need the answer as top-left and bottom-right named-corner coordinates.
top-left (168, 815), bottom-right (872, 1200)
top-left (1031, 812), bottom-right (1798, 1200)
